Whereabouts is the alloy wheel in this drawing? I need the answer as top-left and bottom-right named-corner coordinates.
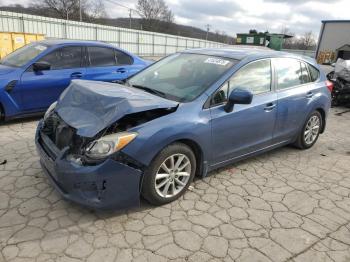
top-left (304, 115), bottom-right (320, 145)
top-left (154, 153), bottom-right (191, 198)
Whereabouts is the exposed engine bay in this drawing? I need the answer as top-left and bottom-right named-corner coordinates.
top-left (106, 108), bottom-right (176, 134)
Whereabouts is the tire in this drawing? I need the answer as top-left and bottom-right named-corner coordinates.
top-left (0, 106), bottom-right (4, 122)
top-left (294, 111), bottom-right (322, 149)
top-left (141, 143), bottom-right (196, 206)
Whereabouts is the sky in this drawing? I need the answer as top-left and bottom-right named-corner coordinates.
top-left (2, 0), bottom-right (350, 39)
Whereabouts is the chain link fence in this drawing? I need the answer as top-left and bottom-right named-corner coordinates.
top-left (0, 11), bottom-right (228, 57)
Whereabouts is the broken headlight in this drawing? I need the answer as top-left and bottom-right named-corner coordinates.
top-left (44, 101), bottom-right (57, 120)
top-left (84, 132), bottom-right (137, 160)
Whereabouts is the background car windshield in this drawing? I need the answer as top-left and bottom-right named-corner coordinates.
top-left (128, 53), bottom-right (236, 102)
top-left (0, 43), bottom-right (48, 67)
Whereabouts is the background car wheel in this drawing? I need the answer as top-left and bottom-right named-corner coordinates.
top-left (141, 143), bottom-right (196, 206)
top-left (294, 111), bottom-right (322, 149)
top-left (0, 106), bottom-right (4, 122)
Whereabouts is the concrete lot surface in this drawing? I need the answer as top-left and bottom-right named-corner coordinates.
top-left (0, 107), bottom-right (350, 262)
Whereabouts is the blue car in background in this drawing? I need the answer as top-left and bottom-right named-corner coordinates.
top-left (36, 47), bottom-right (332, 210)
top-left (0, 40), bottom-right (151, 120)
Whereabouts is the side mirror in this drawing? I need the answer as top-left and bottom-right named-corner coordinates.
top-left (33, 61), bottom-right (51, 72)
top-left (224, 88), bottom-right (253, 113)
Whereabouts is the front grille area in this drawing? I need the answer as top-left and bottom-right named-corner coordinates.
top-left (55, 122), bottom-right (74, 149)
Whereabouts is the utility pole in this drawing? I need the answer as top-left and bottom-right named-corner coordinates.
top-left (79, 0), bottom-right (82, 22)
top-left (205, 24), bottom-right (211, 41)
top-left (129, 9), bottom-right (132, 29)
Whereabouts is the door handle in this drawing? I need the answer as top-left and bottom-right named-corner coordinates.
top-left (71, 72), bottom-right (83, 78)
top-left (115, 68), bottom-right (127, 74)
top-left (264, 102), bottom-right (276, 112)
top-left (306, 91), bottom-right (313, 98)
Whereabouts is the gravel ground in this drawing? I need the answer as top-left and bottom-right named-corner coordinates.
top-left (0, 107), bottom-right (350, 262)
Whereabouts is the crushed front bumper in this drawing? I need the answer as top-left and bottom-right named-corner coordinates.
top-left (35, 120), bottom-right (142, 210)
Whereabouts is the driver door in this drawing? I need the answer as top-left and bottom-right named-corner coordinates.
top-left (18, 46), bottom-right (85, 112)
top-left (210, 59), bottom-right (277, 165)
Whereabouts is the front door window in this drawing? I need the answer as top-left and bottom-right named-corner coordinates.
top-left (38, 46), bottom-right (82, 70)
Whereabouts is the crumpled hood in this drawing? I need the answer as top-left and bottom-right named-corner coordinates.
top-left (0, 64), bottom-right (17, 75)
top-left (55, 80), bottom-right (178, 137)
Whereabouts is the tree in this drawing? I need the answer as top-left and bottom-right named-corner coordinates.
top-left (136, 0), bottom-right (174, 30)
top-left (300, 31), bottom-right (316, 49)
top-left (84, 0), bottom-right (106, 21)
top-left (38, 0), bottom-right (77, 20)
top-left (34, 0), bottom-right (106, 21)
top-left (280, 27), bottom-right (316, 50)
top-left (280, 26), bottom-right (295, 49)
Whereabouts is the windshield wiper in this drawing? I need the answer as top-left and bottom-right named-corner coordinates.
top-left (131, 84), bottom-right (166, 98)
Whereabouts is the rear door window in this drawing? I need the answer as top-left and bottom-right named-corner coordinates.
top-left (275, 58), bottom-right (303, 89)
top-left (88, 46), bottom-right (116, 67)
top-left (39, 46), bottom-right (82, 70)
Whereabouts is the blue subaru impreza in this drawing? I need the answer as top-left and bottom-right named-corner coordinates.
top-left (35, 47), bottom-right (332, 209)
top-left (0, 40), bottom-right (150, 120)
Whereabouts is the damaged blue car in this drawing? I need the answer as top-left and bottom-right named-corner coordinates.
top-left (35, 48), bottom-right (331, 209)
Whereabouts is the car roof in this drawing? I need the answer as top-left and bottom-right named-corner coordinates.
top-left (181, 46), bottom-right (316, 64)
top-left (36, 39), bottom-right (115, 48)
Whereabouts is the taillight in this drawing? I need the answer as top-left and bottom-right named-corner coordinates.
top-left (326, 80), bottom-right (334, 93)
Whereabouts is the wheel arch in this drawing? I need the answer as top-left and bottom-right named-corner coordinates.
top-left (315, 107), bottom-right (326, 133)
top-left (175, 138), bottom-right (205, 177)
top-left (145, 138), bottom-right (206, 178)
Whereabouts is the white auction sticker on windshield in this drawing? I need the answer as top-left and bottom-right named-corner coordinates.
top-left (35, 45), bottom-right (47, 51)
top-left (204, 57), bottom-right (230, 66)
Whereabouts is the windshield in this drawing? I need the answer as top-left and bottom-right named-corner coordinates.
top-left (128, 53), bottom-right (236, 102)
top-left (0, 43), bottom-right (48, 67)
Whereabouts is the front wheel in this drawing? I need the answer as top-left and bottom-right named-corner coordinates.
top-left (141, 143), bottom-right (196, 205)
top-left (0, 106), bottom-right (4, 122)
top-left (294, 111), bottom-right (322, 149)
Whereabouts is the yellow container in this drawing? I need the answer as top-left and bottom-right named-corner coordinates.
top-left (24, 34), bottom-right (37, 44)
top-left (0, 33), bottom-right (13, 59)
top-left (12, 33), bottom-right (26, 50)
top-left (0, 32), bottom-right (45, 59)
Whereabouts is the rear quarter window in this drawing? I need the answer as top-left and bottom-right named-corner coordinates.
top-left (307, 64), bottom-right (320, 81)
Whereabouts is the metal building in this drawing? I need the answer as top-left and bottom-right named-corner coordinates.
top-left (316, 20), bottom-right (350, 64)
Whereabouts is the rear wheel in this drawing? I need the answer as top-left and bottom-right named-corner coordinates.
top-left (294, 111), bottom-right (322, 149)
top-left (141, 143), bottom-right (196, 205)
